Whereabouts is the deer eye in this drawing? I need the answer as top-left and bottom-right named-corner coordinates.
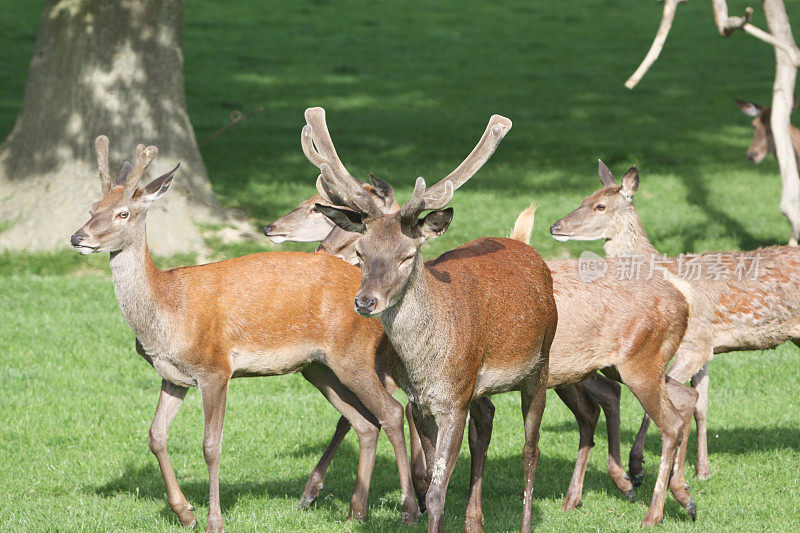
top-left (594, 204), bottom-right (606, 212)
top-left (401, 254), bottom-right (416, 265)
top-left (117, 211), bottom-right (129, 219)
top-left (311, 206), bottom-right (320, 213)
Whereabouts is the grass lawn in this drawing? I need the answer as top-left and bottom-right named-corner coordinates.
top-left (2, 0), bottom-right (800, 531)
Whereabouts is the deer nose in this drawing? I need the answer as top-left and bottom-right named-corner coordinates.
top-left (746, 151), bottom-right (758, 162)
top-left (70, 232), bottom-right (87, 246)
top-left (263, 224), bottom-right (276, 236)
top-left (354, 295), bottom-right (377, 315)
top-left (549, 222), bottom-right (562, 234)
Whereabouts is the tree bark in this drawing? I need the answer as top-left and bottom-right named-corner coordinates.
top-left (0, 0), bottom-right (228, 255)
top-left (764, 0), bottom-right (800, 245)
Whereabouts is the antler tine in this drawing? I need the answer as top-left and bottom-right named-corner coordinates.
top-left (318, 163), bottom-right (381, 218)
top-left (95, 135), bottom-right (112, 194)
top-left (304, 107), bottom-right (359, 184)
top-left (123, 145), bottom-right (158, 198)
top-left (419, 114), bottom-right (512, 210)
top-left (399, 177), bottom-right (428, 222)
top-left (301, 125), bottom-right (327, 168)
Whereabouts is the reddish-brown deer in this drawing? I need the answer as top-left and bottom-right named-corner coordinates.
top-left (267, 194), bottom-right (639, 511)
top-left (736, 98), bottom-right (800, 245)
top-left (550, 160), bottom-right (800, 484)
top-left (306, 110), bottom-right (697, 528)
top-left (70, 137), bottom-right (422, 532)
top-left (308, 112), bottom-right (557, 532)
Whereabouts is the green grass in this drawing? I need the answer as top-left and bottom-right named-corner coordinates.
top-left (2, 0), bottom-right (800, 531)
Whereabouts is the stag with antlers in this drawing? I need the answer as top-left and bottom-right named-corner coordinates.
top-left (298, 108), bottom-right (697, 528)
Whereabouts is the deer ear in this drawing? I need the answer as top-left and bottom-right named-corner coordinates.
top-left (316, 204), bottom-right (366, 234)
top-left (139, 164), bottom-right (179, 205)
top-left (368, 173), bottom-right (394, 202)
top-left (736, 99), bottom-right (763, 118)
top-left (114, 161), bottom-right (133, 187)
top-left (620, 165), bottom-right (639, 201)
top-left (418, 208), bottom-right (453, 240)
top-left (598, 159), bottom-right (616, 187)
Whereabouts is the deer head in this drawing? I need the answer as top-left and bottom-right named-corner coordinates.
top-left (264, 177), bottom-right (396, 244)
top-left (70, 135), bottom-right (179, 254)
top-left (549, 160), bottom-right (639, 242)
top-left (736, 97), bottom-right (798, 164)
top-left (736, 99), bottom-right (775, 163)
top-left (299, 107), bottom-right (512, 316)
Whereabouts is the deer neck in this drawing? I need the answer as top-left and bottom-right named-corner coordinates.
top-left (317, 227), bottom-right (360, 265)
top-left (603, 206), bottom-right (659, 258)
top-left (380, 257), bottom-right (450, 366)
top-left (108, 227), bottom-right (173, 348)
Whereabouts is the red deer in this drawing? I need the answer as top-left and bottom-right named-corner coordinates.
top-left (69, 136), bottom-right (422, 532)
top-left (305, 109), bottom-right (697, 528)
top-left (550, 159), bottom-right (800, 484)
top-left (268, 197), bottom-right (639, 512)
top-left (736, 98), bottom-right (800, 245)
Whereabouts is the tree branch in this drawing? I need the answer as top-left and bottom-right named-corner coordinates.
top-left (625, 0), bottom-right (686, 90)
top-left (712, 0), bottom-right (800, 65)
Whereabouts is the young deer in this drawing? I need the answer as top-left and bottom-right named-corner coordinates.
top-left (307, 111), bottom-right (697, 528)
top-left (69, 137), bottom-right (422, 532)
top-left (736, 98), bottom-right (800, 245)
top-left (268, 186), bottom-right (639, 511)
top-left (550, 160), bottom-right (800, 484)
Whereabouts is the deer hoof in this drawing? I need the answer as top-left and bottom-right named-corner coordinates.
top-left (628, 472), bottom-right (644, 488)
top-left (685, 498), bottom-right (697, 522)
top-left (298, 495), bottom-right (316, 510)
top-left (400, 510), bottom-right (421, 526)
top-left (465, 517), bottom-right (485, 533)
top-left (177, 510), bottom-right (197, 528)
top-left (345, 511), bottom-right (366, 523)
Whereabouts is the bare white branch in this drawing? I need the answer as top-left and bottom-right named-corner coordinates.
top-left (625, 0), bottom-right (686, 90)
top-left (712, 1), bottom-right (800, 65)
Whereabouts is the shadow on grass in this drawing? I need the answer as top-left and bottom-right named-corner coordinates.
top-left (671, 168), bottom-right (785, 251)
top-left (88, 424), bottom-right (715, 529)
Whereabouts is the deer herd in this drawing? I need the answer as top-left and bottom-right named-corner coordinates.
top-left (69, 105), bottom-right (799, 532)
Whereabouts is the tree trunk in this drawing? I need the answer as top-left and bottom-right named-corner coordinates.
top-left (764, 0), bottom-right (800, 245)
top-left (0, 0), bottom-right (228, 255)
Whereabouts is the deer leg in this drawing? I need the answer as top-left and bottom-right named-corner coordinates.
top-left (407, 402), bottom-right (429, 511)
top-left (199, 374), bottom-right (230, 533)
top-left (149, 379), bottom-right (195, 527)
top-left (521, 381), bottom-right (547, 533)
top-left (619, 367), bottom-right (695, 526)
top-left (554, 383), bottom-right (599, 511)
top-left (334, 367), bottom-right (421, 525)
top-left (628, 414), bottom-right (651, 489)
top-left (583, 373), bottom-right (635, 501)
top-left (690, 363), bottom-right (710, 480)
top-left (301, 365), bottom-right (379, 523)
top-left (426, 409), bottom-right (469, 533)
top-left (299, 416), bottom-right (351, 509)
top-left (412, 403), bottom-right (438, 484)
top-left (465, 397), bottom-right (495, 533)
top-left (665, 376), bottom-right (698, 515)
